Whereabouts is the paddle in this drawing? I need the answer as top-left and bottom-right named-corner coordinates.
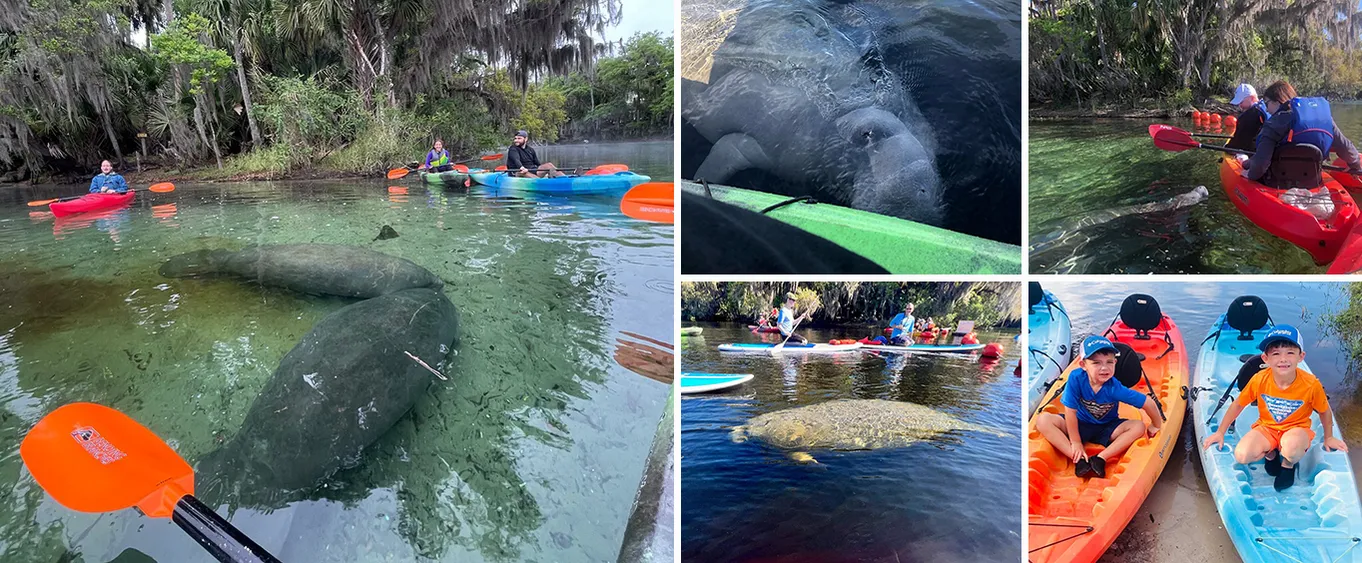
top-left (1150, 124), bottom-right (1362, 175)
top-left (620, 182), bottom-right (674, 223)
top-left (387, 153), bottom-right (504, 180)
top-left (28, 182), bottom-right (175, 207)
top-left (1190, 132), bottom-right (1232, 140)
top-left (771, 309), bottom-right (812, 355)
top-left (21, 403), bottom-right (282, 563)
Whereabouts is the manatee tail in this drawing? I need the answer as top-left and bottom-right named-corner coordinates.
top-left (159, 249), bottom-right (231, 278)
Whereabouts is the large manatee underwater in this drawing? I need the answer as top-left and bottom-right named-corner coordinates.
top-left (159, 244), bottom-right (458, 502)
top-left (681, 0), bottom-right (1021, 243)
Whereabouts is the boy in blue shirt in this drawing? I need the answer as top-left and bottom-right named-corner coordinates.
top-left (1035, 335), bottom-right (1163, 478)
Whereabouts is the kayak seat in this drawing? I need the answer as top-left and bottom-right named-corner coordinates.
top-left (1262, 143), bottom-right (1324, 189)
top-left (1225, 295), bottom-right (1271, 341)
top-left (1118, 294), bottom-right (1162, 340)
top-left (1112, 341), bottom-right (1145, 388)
top-left (1236, 357), bottom-right (1265, 406)
top-left (1029, 281), bottom-right (1044, 314)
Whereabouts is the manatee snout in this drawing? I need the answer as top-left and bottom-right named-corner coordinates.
top-left (835, 108), bottom-right (944, 226)
top-left (158, 249), bottom-right (229, 278)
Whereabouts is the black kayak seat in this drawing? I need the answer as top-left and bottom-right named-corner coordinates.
top-left (1225, 295), bottom-right (1270, 341)
top-left (1263, 143), bottom-right (1323, 189)
top-left (1112, 341), bottom-right (1144, 389)
top-left (1029, 282), bottom-right (1044, 313)
top-left (1119, 294), bottom-right (1162, 340)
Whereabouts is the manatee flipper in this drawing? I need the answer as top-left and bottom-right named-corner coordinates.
top-left (695, 133), bottom-right (773, 184)
top-left (789, 451), bottom-right (819, 464)
top-left (730, 425), bottom-right (749, 443)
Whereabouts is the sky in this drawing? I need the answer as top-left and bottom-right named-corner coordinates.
top-left (604, 0), bottom-right (676, 42)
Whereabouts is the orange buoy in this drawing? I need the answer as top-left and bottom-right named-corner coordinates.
top-left (1210, 113), bottom-right (1222, 123)
top-left (1225, 116), bottom-right (1238, 127)
top-left (981, 342), bottom-right (1004, 358)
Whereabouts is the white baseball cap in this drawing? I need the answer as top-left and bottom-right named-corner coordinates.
top-left (1230, 83), bottom-right (1257, 105)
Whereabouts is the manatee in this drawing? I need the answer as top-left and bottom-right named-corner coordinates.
top-left (681, 0), bottom-right (944, 225)
top-left (198, 287), bottom-right (458, 498)
top-left (1029, 186), bottom-right (1209, 256)
top-left (730, 399), bottom-right (1001, 458)
top-left (158, 244), bottom-right (442, 298)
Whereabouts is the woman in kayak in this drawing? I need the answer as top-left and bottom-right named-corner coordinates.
top-left (424, 139), bottom-right (451, 172)
top-left (89, 160), bottom-right (129, 193)
top-left (1242, 80), bottom-right (1362, 181)
top-left (1226, 83), bottom-right (1270, 151)
top-left (776, 293), bottom-right (811, 345)
top-left (868, 303), bottom-right (916, 346)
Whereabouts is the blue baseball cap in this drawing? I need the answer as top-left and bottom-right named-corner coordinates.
top-left (1081, 335), bottom-right (1118, 359)
top-left (1259, 325), bottom-right (1303, 350)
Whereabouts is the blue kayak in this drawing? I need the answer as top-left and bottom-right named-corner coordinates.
top-left (680, 373), bottom-right (754, 394)
top-left (1192, 298), bottom-right (1362, 563)
top-left (468, 171), bottom-right (651, 194)
top-left (1027, 285), bottom-right (1071, 416)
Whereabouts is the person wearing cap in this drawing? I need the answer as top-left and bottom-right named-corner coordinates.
top-left (1202, 325), bottom-right (1347, 491)
top-left (868, 303), bottom-right (915, 346)
top-left (776, 293), bottom-right (812, 345)
top-left (506, 130), bottom-right (563, 178)
top-left (1226, 83), bottom-right (1271, 152)
top-left (1242, 80), bottom-right (1362, 181)
top-left (1034, 335), bottom-right (1163, 479)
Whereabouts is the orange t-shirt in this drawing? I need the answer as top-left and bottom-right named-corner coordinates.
top-left (1234, 367), bottom-right (1330, 432)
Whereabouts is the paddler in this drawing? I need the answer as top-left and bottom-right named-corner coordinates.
top-left (89, 160), bottom-right (129, 194)
top-left (424, 139), bottom-right (452, 172)
top-left (507, 130), bottom-right (564, 178)
top-left (1226, 83), bottom-right (1270, 152)
top-left (868, 302), bottom-right (916, 346)
top-left (1242, 80), bottom-right (1362, 181)
top-left (776, 292), bottom-right (811, 345)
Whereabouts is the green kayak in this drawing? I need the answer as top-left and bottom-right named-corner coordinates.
top-left (420, 168), bottom-right (477, 187)
top-left (681, 181), bottom-right (1021, 274)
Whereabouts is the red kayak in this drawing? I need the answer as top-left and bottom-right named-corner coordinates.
top-left (1220, 157), bottom-right (1356, 264)
top-left (747, 325), bottom-right (780, 333)
top-left (50, 191), bottom-right (135, 217)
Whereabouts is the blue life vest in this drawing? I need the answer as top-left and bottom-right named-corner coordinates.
top-left (1285, 97), bottom-right (1335, 156)
top-left (1253, 100), bottom-right (1272, 120)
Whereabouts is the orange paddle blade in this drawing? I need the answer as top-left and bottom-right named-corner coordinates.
top-left (387, 167), bottom-right (410, 180)
top-left (147, 182), bottom-right (175, 193)
top-left (585, 164), bottom-right (630, 176)
top-left (479, 153), bottom-right (504, 161)
top-left (21, 403), bottom-right (194, 518)
top-left (494, 165), bottom-right (507, 171)
top-left (620, 182), bottom-right (674, 223)
top-left (27, 198), bottom-right (59, 207)
top-left (454, 164), bottom-right (469, 173)
top-left (1149, 124), bottom-right (1201, 152)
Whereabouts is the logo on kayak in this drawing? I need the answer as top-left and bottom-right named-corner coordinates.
top-left (1236, 188), bottom-right (1249, 205)
top-left (1262, 394), bottom-right (1305, 423)
top-left (71, 426), bottom-right (126, 465)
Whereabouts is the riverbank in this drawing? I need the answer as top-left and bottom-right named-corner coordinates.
top-left (1030, 102), bottom-right (1238, 120)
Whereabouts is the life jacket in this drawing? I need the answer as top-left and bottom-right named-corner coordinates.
top-left (1284, 97), bottom-right (1335, 157)
top-left (1253, 100), bottom-right (1272, 121)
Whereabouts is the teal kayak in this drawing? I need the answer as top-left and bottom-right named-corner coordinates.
top-left (680, 373), bottom-right (754, 394)
top-left (1027, 284), bottom-right (1071, 416)
top-left (420, 168), bottom-right (478, 186)
top-left (1192, 297), bottom-right (1362, 562)
top-left (470, 171), bottom-right (651, 194)
top-left (681, 181), bottom-right (1021, 274)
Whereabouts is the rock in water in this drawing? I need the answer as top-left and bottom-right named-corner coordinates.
top-left (159, 244), bottom-right (442, 298)
top-left (198, 288), bottom-right (458, 496)
top-left (730, 399), bottom-right (1000, 450)
top-left (373, 224), bottom-right (399, 241)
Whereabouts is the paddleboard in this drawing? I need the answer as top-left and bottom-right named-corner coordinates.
top-left (716, 343), bottom-right (863, 353)
top-left (680, 373), bottom-right (754, 394)
top-left (860, 343), bottom-right (986, 353)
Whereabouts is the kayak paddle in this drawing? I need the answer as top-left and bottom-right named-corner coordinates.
top-left (1150, 124), bottom-right (1362, 176)
top-left (21, 402), bottom-right (282, 563)
top-left (1190, 132), bottom-right (1232, 140)
top-left (387, 153), bottom-right (505, 180)
top-left (771, 314), bottom-right (807, 355)
top-left (28, 182), bottom-right (175, 207)
top-left (620, 182), bottom-right (674, 223)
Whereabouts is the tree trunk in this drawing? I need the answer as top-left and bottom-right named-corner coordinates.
top-left (232, 35), bottom-right (262, 148)
top-left (99, 109), bottom-right (124, 164)
top-left (192, 98), bottom-right (221, 168)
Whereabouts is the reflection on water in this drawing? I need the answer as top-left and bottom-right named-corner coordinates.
top-left (0, 142), bottom-right (674, 562)
top-left (681, 324), bottom-right (1022, 562)
top-left (1029, 105), bottom-right (1362, 273)
top-left (1042, 281), bottom-right (1359, 562)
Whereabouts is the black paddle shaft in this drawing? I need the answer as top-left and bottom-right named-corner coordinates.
top-left (173, 495), bottom-right (282, 563)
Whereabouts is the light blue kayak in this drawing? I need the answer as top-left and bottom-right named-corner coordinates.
top-left (1027, 286), bottom-right (1071, 416)
top-left (860, 343), bottom-right (985, 353)
top-left (1192, 301), bottom-right (1362, 563)
top-left (716, 342), bottom-right (862, 353)
top-left (469, 171), bottom-right (651, 194)
top-left (680, 373), bottom-right (754, 394)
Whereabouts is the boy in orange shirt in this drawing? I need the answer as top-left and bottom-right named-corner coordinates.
top-left (1202, 325), bottom-right (1348, 490)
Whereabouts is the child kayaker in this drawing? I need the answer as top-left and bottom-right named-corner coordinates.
top-left (89, 160), bottom-right (129, 194)
top-left (424, 139), bottom-right (451, 172)
top-left (1035, 335), bottom-right (1163, 479)
top-left (1202, 325), bottom-right (1347, 490)
top-left (868, 303), bottom-right (915, 346)
top-left (777, 293), bottom-right (811, 345)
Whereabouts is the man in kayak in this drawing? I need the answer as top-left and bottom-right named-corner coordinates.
top-left (1243, 80), bottom-right (1362, 181)
top-left (1202, 326), bottom-right (1347, 491)
top-left (1034, 336), bottom-right (1163, 479)
top-left (424, 139), bottom-right (452, 172)
top-left (507, 130), bottom-right (563, 178)
top-left (89, 160), bottom-right (129, 193)
top-left (1226, 83), bottom-right (1270, 152)
top-left (776, 293), bottom-right (811, 345)
top-left (868, 303), bottom-right (916, 346)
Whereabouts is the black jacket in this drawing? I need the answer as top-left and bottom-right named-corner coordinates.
top-left (1226, 105), bottom-right (1268, 152)
top-left (506, 145), bottom-right (540, 170)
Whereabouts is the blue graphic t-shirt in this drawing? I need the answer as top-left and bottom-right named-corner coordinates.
top-left (1061, 368), bottom-right (1148, 425)
top-left (889, 313), bottom-right (915, 339)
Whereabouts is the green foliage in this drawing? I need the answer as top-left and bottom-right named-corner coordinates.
top-left (544, 32), bottom-right (674, 140)
top-left (681, 282), bottom-right (1022, 328)
top-left (150, 14), bottom-right (232, 95)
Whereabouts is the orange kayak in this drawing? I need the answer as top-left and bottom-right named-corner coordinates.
top-left (1220, 157), bottom-right (1357, 265)
top-left (1027, 306), bottom-right (1187, 562)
